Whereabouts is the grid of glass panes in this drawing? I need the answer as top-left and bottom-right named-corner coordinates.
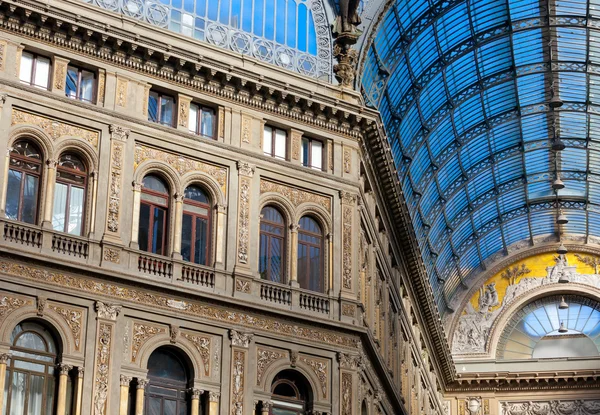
top-left (148, 91), bottom-right (175, 126)
top-left (19, 52), bottom-right (51, 89)
top-left (188, 103), bottom-right (215, 137)
top-left (52, 154), bottom-right (87, 236)
top-left (301, 137), bottom-right (323, 170)
top-left (66, 66), bottom-right (95, 103)
top-left (263, 126), bottom-right (287, 159)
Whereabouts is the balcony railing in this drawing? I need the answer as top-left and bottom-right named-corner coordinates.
top-left (3, 222), bottom-right (42, 248)
top-left (52, 234), bottom-right (89, 258)
top-left (138, 253), bottom-right (172, 278)
top-left (260, 281), bottom-right (292, 305)
top-left (180, 264), bottom-right (215, 288)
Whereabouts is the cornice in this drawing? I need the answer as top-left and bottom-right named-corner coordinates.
top-left (0, 0), bottom-right (380, 137)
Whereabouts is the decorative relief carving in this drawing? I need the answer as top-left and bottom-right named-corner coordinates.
top-left (291, 130), bottom-right (301, 160)
top-left (116, 78), bottom-right (127, 107)
top-left (231, 350), bottom-right (245, 415)
top-left (120, 375), bottom-right (132, 386)
top-left (237, 176), bottom-right (251, 264)
top-left (237, 161), bottom-right (255, 177)
top-left (132, 323), bottom-right (165, 362)
top-left (123, 320), bottom-right (130, 360)
top-left (0, 261), bottom-right (359, 348)
top-left (230, 330), bottom-right (253, 348)
top-left (500, 400), bottom-right (600, 415)
top-left (241, 114), bottom-right (251, 144)
top-left (328, 140), bottom-right (333, 171)
top-left (181, 332), bottom-right (211, 376)
top-left (110, 125), bottom-right (130, 142)
top-left (341, 372), bottom-right (352, 415)
top-left (103, 248), bottom-right (120, 263)
top-left (97, 71), bottom-right (106, 104)
top-left (178, 101), bottom-right (189, 127)
top-left (36, 297), bottom-right (46, 316)
top-left (11, 109), bottom-right (99, 148)
top-left (106, 131), bottom-right (125, 233)
top-left (256, 348), bottom-right (286, 385)
top-left (93, 322), bottom-right (112, 415)
top-left (209, 391), bottom-right (220, 402)
top-left (54, 61), bottom-right (67, 91)
top-left (0, 40), bottom-right (6, 72)
top-left (0, 295), bottom-right (29, 319)
top-left (342, 204), bottom-right (353, 290)
top-left (342, 303), bottom-right (355, 317)
top-left (169, 325), bottom-right (179, 344)
top-left (218, 107), bottom-right (225, 139)
top-left (49, 304), bottom-right (83, 351)
top-left (343, 147), bottom-right (351, 174)
top-left (299, 356), bottom-right (328, 397)
top-left (337, 352), bottom-right (362, 370)
top-left (95, 302), bottom-right (121, 321)
top-left (235, 278), bottom-right (250, 293)
top-left (260, 179), bottom-right (331, 211)
top-left (134, 145), bottom-right (227, 193)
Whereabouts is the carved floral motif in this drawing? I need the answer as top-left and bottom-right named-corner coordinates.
top-left (500, 400), bottom-right (600, 415)
top-left (96, 302), bottom-right (121, 321)
top-left (218, 107), bottom-right (225, 139)
top-left (11, 109), bottom-right (99, 148)
top-left (291, 130), bottom-right (301, 160)
top-left (54, 61), bottom-right (67, 91)
top-left (256, 348), bottom-right (286, 385)
top-left (0, 295), bottom-right (29, 319)
top-left (97, 71), bottom-right (106, 104)
top-left (231, 350), bottom-right (245, 415)
top-left (103, 248), bottom-right (120, 263)
top-left (343, 147), bottom-right (351, 173)
top-left (49, 304), bottom-right (83, 351)
top-left (132, 323), bottom-right (165, 362)
top-left (341, 371), bottom-right (353, 415)
top-left (342, 205), bottom-right (353, 290)
top-left (237, 177), bottom-right (251, 264)
top-left (342, 304), bottom-right (355, 317)
top-left (116, 78), bottom-right (127, 107)
top-left (299, 356), bottom-right (328, 397)
top-left (0, 40), bottom-right (6, 72)
top-left (235, 279), bottom-right (250, 293)
top-left (178, 101), bottom-right (189, 127)
top-left (230, 330), bottom-right (253, 348)
top-left (182, 332), bottom-right (211, 376)
top-left (260, 179), bottom-right (331, 211)
top-left (241, 115), bottom-right (251, 143)
top-left (107, 135), bottom-right (124, 233)
top-left (93, 323), bottom-right (112, 415)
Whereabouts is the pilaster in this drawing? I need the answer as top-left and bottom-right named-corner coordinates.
top-left (92, 301), bottom-right (121, 415)
top-left (229, 329), bottom-right (253, 415)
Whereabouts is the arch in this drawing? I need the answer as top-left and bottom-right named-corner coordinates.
top-left (269, 368), bottom-right (315, 413)
top-left (261, 359), bottom-right (325, 403)
top-left (54, 138), bottom-right (99, 173)
top-left (134, 160), bottom-right (181, 196)
top-left (8, 125), bottom-right (54, 161)
top-left (296, 212), bottom-right (328, 293)
top-left (259, 204), bottom-right (289, 284)
top-left (180, 172), bottom-right (226, 207)
top-left (294, 203), bottom-right (332, 235)
top-left (258, 193), bottom-right (296, 225)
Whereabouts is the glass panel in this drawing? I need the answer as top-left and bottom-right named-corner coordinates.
top-left (270, 237), bottom-right (282, 283)
top-left (138, 203), bottom-right (151, 252)
top-left (152, 207), bottom-right (166, 255)
top-left (148, 92), bottom-right (159, 122)
top-left (13, 361), bottom-right (45, 373)
top-left (263, 126), bottom-right (273, 155)
top-left (163, 399), bottom-right (177, 415)
top-left (184, 185), bottom-right (209, 204)
top-left (274, 129), bottom-right (287, 159)
top-left (183, 204), bottom-right (208, 216)
top-left (189, 103), bottom-right (199, 133)
top-left (6, 169), bottom-right (22, 221)
top-left (309, 246), bottom-right (321, 292)
top-left (160, 95), bottom-right (174, 126)
top-left (45, 375), bottom-right (55, 415)
top-left (272, 408), bottom-right (299, 415)
top-left (52, 182), bottom-right (68, 233)
top-left (80, 70), bottom-right (94, 102)
top-left (59, 154), bottom-right (86, 173)
top-left (311, 140), bottom-right (323, 170)
top-left (147, 349), bottom-right (187, 382)
top-left (143, 175), bottom-right (169, 194)
top-left (19, 52), bottom-right (34, 84)
top-left (147, 397), bottom-right (162, 415)
top-left (26, 375), bottom-right (43, 415)
top-left (33, 57), bottom-right (50, 89)
top-left (259, 233), bottom-right (268, 278)
top-left (10, 372), bottom-right (26, 415)
top-left (15, 332), bottom-right (46, 351)
top-left (66, 66), bottom-right (78, 99)
top-left (297, 243), bottom-right (307, 289)
top-left (181, 214), bottom-right (192, 262)
top-left (201, 109), bottom-right (214, 137)
top-left (3, 369), bottom-right (8, 415)
top-left (301, 137), bottom-right (309, 167)
top-left (195, 217), bottom-right (208, 265)
top-left (67, 186), bottom-right (84, 235)
top-left (141, 193), bottom-right (169, 206)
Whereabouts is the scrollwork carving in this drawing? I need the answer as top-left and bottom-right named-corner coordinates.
top-left (342, 204), bottom-right (353, 290)
top-left (341, 371), bottom-right (353, 415)
top-left (237, 177), bottom-right (251, 264)
top-left (0, 295), bottom-right (29, 320)
top-left (299, 356), bottom-right (328, 397)
top-left (230, 330), bottom-right (253, 348)
top-left (260, 179), bottom-right (331, 211)
top-left (131, 323), bottom-right (165, 362)
top-left (256, 348), bottom-right (285, 385)
top-left (95, 302), bottom-right (121, 321)
top-left (49, 304), bottom-right (83, 351)
top-left (93, 323), bottom-right (112, 415)
top-left (231, 350), bottom-right (245, 415)
top-left (181, 332), bottom-right (211, 376)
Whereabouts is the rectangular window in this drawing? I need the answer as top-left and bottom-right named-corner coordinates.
top-left (263, 125), bottom-right (287, 160)
top-left (19, 52), bottom-right (51, 89)
top-left (188, 103), bottom-right (215, 138)
top-left (148, 91), bottom-right (175, 127)
top-left (66, 66), bottom-right (95, 103)
top-left (301, 137), bottom-right (324, 170)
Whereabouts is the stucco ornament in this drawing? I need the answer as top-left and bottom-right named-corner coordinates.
top-left (231, 350), bottom-right (245, 415)
top-left (230, 329), bottom-right (253, 348)
top-left (501, 399), bottom-right (600, 415)
top-left (95, 301), bottom-right (121, 321)
top-left (260, 179), bottom-right (331, 211)
top-left (182, 332), bottom-right (211, 376)
top-left (0, 295), bottom-right (29, 319)
top-left (256, 348), bottom-right (286, 385)
top-left (93, 323), bottom-right (112, 415)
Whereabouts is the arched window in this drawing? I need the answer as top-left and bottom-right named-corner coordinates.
top-left (270, 370), bottom-right (311, 415)
top-left (6, 140), bottom-right (42, 224)
top-left (52, 153), bottom-right (88, 235)
top-left (146, 347), bottom-right (191, 414)
top-left (181, 185), bottom-right (211, 265)
top-left (259, 206), bottom-right (286, 283)
top-left (5, 321), bottom-right (59, 414)
top-left (297, 216), bottom-right (324, 292)
top-left (139, 175), bottom-right (170, 256)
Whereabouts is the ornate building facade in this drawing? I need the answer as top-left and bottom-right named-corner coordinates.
top-left (0, 0), bottom-right (598, 414)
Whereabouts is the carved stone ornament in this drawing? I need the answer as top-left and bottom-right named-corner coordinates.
top-left (241, 114), bottom-right (252, 144)
top-left (290, 350), bottom-right (298, 367)
top-left (230, 329), bottom-right (253, 348)
top-left (299, 356), bottom-right (328, 397)
top-left (342, 303), bottom-right (355, 317)
top-left (106, 139), bottom-right (124, 233)
top-left (0, 353), bottom-right (8, 364)
top-left (0, 40), bottom-right (6, 72)
top-left (36, 297), bottom-right (46, 316)
top-left (337, 352), bottom-right (362, 370)
top-left (97, 71), bottom-right (106, 104)
top-left (262, 401), bottom-right (272, 411)
top-left (116, 78), bottom-right (127, 107)
top-left (190, 388), bottom-right (203, 399)
top-left (500, 400), bottom-right (600, 415)
top-left (182, 332), bottom-right (211, 376)
top-left (343, 146), bottom-right (352, 173)
top-left (256, 348), bottom-right (286, 385)
top-left (11, 109), bottom-right (99, 148)
top-left (260, 179), bottom-right (332, 211)
top-left (120, 375), bottom-right (132, 386)
top-left (178, 101), bottom-right (189, 127)
top-left (333, 33), bottom-right (359, 88)
top-left (341, 371), bottom-right (353, 415)
top-left (342, 204), bottom-right (353, 290)
top-left (291, 130), bottom-right (302, 160)
top-left (0, 294), bottom-right (30, 320)
top-left (49, 304), bottom-right (83, 351)
top-left (0, 260), bottom-right (359, 348)
top-left (95, 302), bottom-right (121, 321)
top-left (169, 325), bottom-right (179, 344)
top-left (237, 176), bottom-right (251, 264)
top-left (237, 161), bottom-right (255, 177)
top-left (54, 60), bottom-right (67, 91)
top-left (109, 125), bottom-right (130, 142)
top-left (132, 323), bottom-right (165, 362)
top-left (218, 107), bottom-right (225, 139)
top-left (134, 145), bottom-right (228, 193)
top-left (103, 248), bottom-right (120, 263)
top-left (231, 350), bottom-right (245, 415)
top-left (209, 391), bottom-right (220, 402)
top-left (93, 323), bottom-right (112, 415)
top-left (137, 378), bottom-right (149, 389)
top-left (235, 278), bottom-right (251, 293)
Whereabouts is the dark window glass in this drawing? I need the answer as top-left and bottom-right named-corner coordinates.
top-left (297, 216), bottom-right (324, 292)
top-left (271, 371), bottom-right (309, 415)
top-left (259, 206), bottom-right (285, 283)
top-left (6, 140), bottom-right (42, 224)
top-left (139, 175), bottom-right (169, 255)
top-left (181, 185), bottom-right (210, 265)
top-left (148, 91), bottom-right (175, 127)
top-left (146, 348), bottom-right (189, 415)
top-left (189, 103), bottom-right (216, 138)
top-left (66, 65), bottom-right (95, 103)
top-left (53, 153), bottom-right (87, 235)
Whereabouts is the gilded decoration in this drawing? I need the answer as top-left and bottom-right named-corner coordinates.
top-left (116, 78), bottom-right (128, 107)
top-left (0, 260), bottom-right (360, 348)
top-left (181, 332), bottom-right (211, 376)
top-left (291, 130), bottom-right (301, 160)
top-left (256, 348), bottom-right (286, 385)
top-left (0, 294), bottom-right (30, 319)
top-left (131, 322), bottom-right (165, 362)
top-left (218, 107), bottom-right (225, 139)
top-left (134, 145), bottom-right (227, 193)
top-left (231, 349), bottom-right (246, 415)
top-left (328, 140), bottom-right (333, 171)
top-left (93, 322), bottom-right (112, 415)
top-left (235, 278), bottom-right (250, 293)
top-left (237, 176), bottom-right (251, 264)
top-left (11, 109), bottom-right (99, 148)
top-left (501, 399), bottom-right (600, 415)
top-left (299, 356), bottom-right (328, 398)
top-left (106, 126), bottom-right (128, 233)
top-left (342, 303), bottom-right (355, 317)
top-left (103, 248), bottom-right (120, 263)
top-left (230, 329), bottom-right (253, 348)
top-left (0, 40), bottom-right (6, 72)
top-left (343, 147), bottom-right (351, 174)
top-left (342, 204), bottom-right (353, 290)
top-left (260, 179), bottom-right (331, 211)
top-left (341, 371), bottom-right (352, 415)
top-left (48, 304), bottom-right (83, 351)
top-left (178, 100), bottom-right (189, 127)
top-left (97, 71), bottom-right (106, 104)
top-left (241, 114), bottom-right (251, 144)
top-left (54, 60), bottom-right (67, 91)
top-left (142, 85), bottom-right (150, 116)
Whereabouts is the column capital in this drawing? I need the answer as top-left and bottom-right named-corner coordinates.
top-left (0, 353), bottom-right (10, 364)
top-left (174, 193), bottom-right (185, 203)
top-left (189, 388), bottom-right (203, 399)
top-left (58, 363), bottom-right (73, 375)
top-left (120, 375), bottom-right (132, 386)
top-left (46, 159), bottom-right (58, 168)
top-left (132, 181), bottom-right (143, 192)
top-left (216, 203), bottom-right (228, 213)
top-left (136, 378), bottom-right (149, 389)
top-left (110, 125), bottom-right (131, 142)
top-left (208, 391), bottom-right (220, 402)
top-left (237, 161), bottom-right (255, 177)
top-left (261, 400), bottom-right (272, 411)
top-left (290, 224), bottom-right (300, 233)
top-left (77, 366), bottom-right (84, 378)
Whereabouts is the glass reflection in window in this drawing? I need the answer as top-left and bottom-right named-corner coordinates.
top-left (181, 185), bottom-right (210, 265)
top-left (6, 140), bottom-right (42, 225)
top-left (52, 153), bottom-right (87, 236)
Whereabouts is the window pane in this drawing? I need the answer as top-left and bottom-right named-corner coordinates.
top-left (139, 203), bottom-right (151, 252)
top-left (181, 214), bottom-right (193, 262)
top-left (6, 170), bottom-right (23, 221)
top-left (184, 185), bottom-right (209, 204)
top-left (80, 70), bottom-right (94, 102)
top-left (148, 92), bottom-right (159, 122)
top-left (274, 129), bottom-right (287, 159)
top-left (297, 244), bottom-right (307, 289)
top-left (263, 126), bottom-right (273, 155)
top-left (147, 397), bottom-right (161, 415)
top-left (68, 186), bottom-right (85, 235)
top-left (19, 52), bottom-right (33, 84)
top-left (309, 246), bottom-right (321, 291)
top-left (201, 109), bottom-right (214, 137)
top-left (13, 361), bottom-right (45, 373)
top-left (34, 57), bottom-right (50, 89)
top-left (45, 376), bottom-right (55, 415)
top-left (160, 96), bottom-right (174, 126)
top-left (189, 103), bottom-right (199, 133)
top-left (163, 399), bottom-right (177, 415)
top-left (10, 372), bottom-right (26, 415)
top-left (311, 140), bottom-right (323, 170)
top-left (259, 234), bottom-right (268, 278)
top-left (301, 137), bottom-right (309, 167)
top-left (152, 207), bottom-right (166, 255)
top-left (26, 375), bottom-right (43, 415)
top-left (52, 183), bottom-right (68, 232)
top-left (195, 217), bottom-right (208, 265)
top-left (270, 237), bottom-right (282, 283)
top-left (66, 67), bottom-right (78, 98)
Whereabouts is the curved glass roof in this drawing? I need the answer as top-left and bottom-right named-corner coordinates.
top-left (83, 0), bottom-right (332, 79)
top-left (361, 0), bottom-right (600, 313)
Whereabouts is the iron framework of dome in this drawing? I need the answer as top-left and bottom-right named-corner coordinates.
top-left (360, 0), bottom-right (600, 314)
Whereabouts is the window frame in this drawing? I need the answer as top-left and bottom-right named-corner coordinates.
top-left (301, 136), bottom-right (325, 171)
top-left (53, 153), bottom-right (88, 236)
top-left (148, 90), bottom-right (176, 127)
top-left (270, 378), bottom-right (306, 415)
top-left (259, 206), bottom-right (286, 283)
top-left (181, 187), bottom-right (212, 266)
top-left (189, 102), bottom-right (216, 139)
top-left (263, 125), bottom-right (288, 160)
top-left (145, 348), bottom-right (190, 415)
top-left (19, 51), bottom-right (51, 90)
top-left (6, 140), bottom-right (43, 224)
top-left (297, 216), bottom-right (325, 293)
top-left (139, 177), bottom-right (170, 256)
top-left (66, 65), bottom-right (96, 103)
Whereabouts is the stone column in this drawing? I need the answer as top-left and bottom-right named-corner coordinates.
top-left (56, 363), bottom-right (72, 415)
top-left (0, 354), bottom-right (9, 406)
top-left (236, 162), bottom-right (255, 269)
top-left (51, 56), bottom-right (69, 95)
top-left (215, 204), bottom-right (227, 266)
top-left (93, 302), bottom-right (121, 415)
top-left (73, 367), bottom-right (84, 415)
top-left (129, 182), bottom-right (142, 249)
top-left (229, 330), bottom-right (253, 415)
top-left (208, 391), bottom-right (220, 415)
top-left (42, 159), bottom-right (58, 229)
top-left (104, 125), bottom-right (130, 243)
top-left (190, 388), bottom-right (203, 415)
top-left (172, 194), bottom-right (184, 259)
top-left (261, 400), bottom-right (272, 415)
top-left (119, 375), bottom-right (132, 415)
top-left (135, 378), bottom-right (148, 415)
top-left (290, 224), bottom-right (299, 286)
